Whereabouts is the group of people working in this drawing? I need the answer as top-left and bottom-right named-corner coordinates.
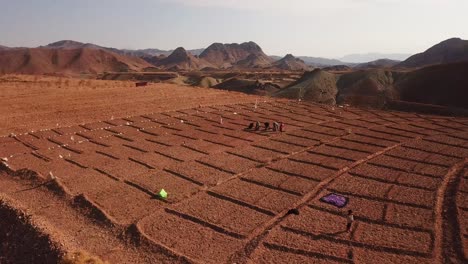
top-left (247, 121), bottom-right (284, 132)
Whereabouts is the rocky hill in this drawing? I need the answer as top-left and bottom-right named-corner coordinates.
top-left (153, 47), bottom-right (212, 70)
top-left (120, 48), bottom-right (204, 57)
top-left (235, 53), bottom-right (272, 69)
top-left (274, 61), bottom-right (468, 109)
top-left (199, 41), bottom-right (272, 68)
top-left (336, 69), bottom-right (401, 107)
top-left (395, 61), bottom-right (468, 108)
top-left (42, 40), bottom-right (123, 55)
top-left (273, 69), bottom-right (337, 104)
top-left (0, 48), bottom-right (152, 74)
top-left (397, 38), bottom-right (468, 68)
top-left (272, 54), bottom-right (311, 71)
top-left (43, 40), bottom-right (203, 58)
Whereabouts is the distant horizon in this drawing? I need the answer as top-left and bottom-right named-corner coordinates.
top-left (0, 38), bottom-right (416, 61)
top-left (1, 1), bottom-right (467, 59)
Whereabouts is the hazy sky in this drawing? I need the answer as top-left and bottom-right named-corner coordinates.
top-left (1, 0), bottom-right (467, 58)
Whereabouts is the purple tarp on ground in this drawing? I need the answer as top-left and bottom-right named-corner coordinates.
top-left (320, 193), bottom-right (348, 208)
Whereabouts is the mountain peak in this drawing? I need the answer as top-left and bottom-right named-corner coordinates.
top-left (155, 46), bottom-right (210, 70)
top-left (273, 54), bottom-right (309, 71)
top-left (430, 37), bottom-right (466, 50)
top-left (172, 47), bottom-right (188, 54)
top-left (200, 41), bottom-right (270, 68)
top-left (165, 47), bottom-right (192, 61)
top-left (398, 37), bottom-right (468, 68)
top-left (239, 41), bottom-right (262, 51)
top-left (440, 37), bottom-right (462, 43)
top-left (45, 40), bottom-right (85, 48)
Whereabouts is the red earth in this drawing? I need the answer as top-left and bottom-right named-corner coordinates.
top-left (0, 75), bottom-right (467, 263)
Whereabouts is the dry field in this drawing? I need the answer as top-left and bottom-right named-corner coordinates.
top-left (0, 75), bottom-right (255, 136)
top-left (0, 75), bottom-right (467, 263)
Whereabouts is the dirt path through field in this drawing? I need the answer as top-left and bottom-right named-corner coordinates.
top-left (434, 159), bottom-right (467, 264)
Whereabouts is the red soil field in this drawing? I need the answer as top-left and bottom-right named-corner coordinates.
top-left (0, 75), bottom-right (467, 263)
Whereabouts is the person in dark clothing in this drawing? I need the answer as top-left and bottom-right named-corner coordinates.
top-left (273, 122), bottom-right (279, 131)
top-left (264, 122), bottom-right (270, 131)
top-left (255, 121), bottom-right (261, 131)
top-left (248, 123), bottom-right (254, 129)
top-left (346, 210), bottom-right (354, 233)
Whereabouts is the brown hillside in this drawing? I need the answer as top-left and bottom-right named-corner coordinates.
top-left (43, 40), bottom-right (91, 49)
top-left (234, 53), bottom-right (272, 69)
top-left (0, 48), bottom-right (152, 74)
top-left (43, 40), bottom-right (124, 55)
top-left (273, 69), bottom-right (337, 104)
top-left (354, 59), bottom-right (400, 69)
top-left (322, 65), bottom-right (351, 72)
top-left (397, 38), bottom-right (468, 68)
top-left (336, 69), bottom-right (400, 106)
top-left (272, 54), bottom-right (311, 71)
top-left (154, 47), bottom-right (212, 70)
top-left (199, 42), bottom-right (272, 68)
top-left (274, 62), bottom-right (468, 110)
top-left (395, 61), bottom-right (468, 108)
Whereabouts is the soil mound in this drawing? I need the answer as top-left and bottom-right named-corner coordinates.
top-left (0, 48), bottom-right (152, 75)
top-left (273, 69), bottom-right (338, 104)
top-left (197, 76), bottom-right (220, 87)
top-left (272, 54), bottom-right (310, 71)
top-left (397, 37), bottom-right (468, 68)
top-left (214, 78), bottom-right (279, 95)
top-left (165, 75), bottom-right (199, 86)
top-left (199, 42), bottom-right (272, 68)
top-left (214, 78), bottom-right (257, 91)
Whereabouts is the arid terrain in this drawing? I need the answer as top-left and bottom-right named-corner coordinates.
top-left (1, 75), bottom-right (467, 263)
top-left (3, 38), bottom-right (468, 112)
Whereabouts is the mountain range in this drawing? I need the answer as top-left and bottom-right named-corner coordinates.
top-left (0, 40), bottom-right (409, 68)
top-left (338, 53), bottom-right (411, 63)
top-left (0, 37), bottom-right (468, 73)
top-left (0, 47), bottom-right (152, 74)
top-left (40, 40), bottom-right (204, 57)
